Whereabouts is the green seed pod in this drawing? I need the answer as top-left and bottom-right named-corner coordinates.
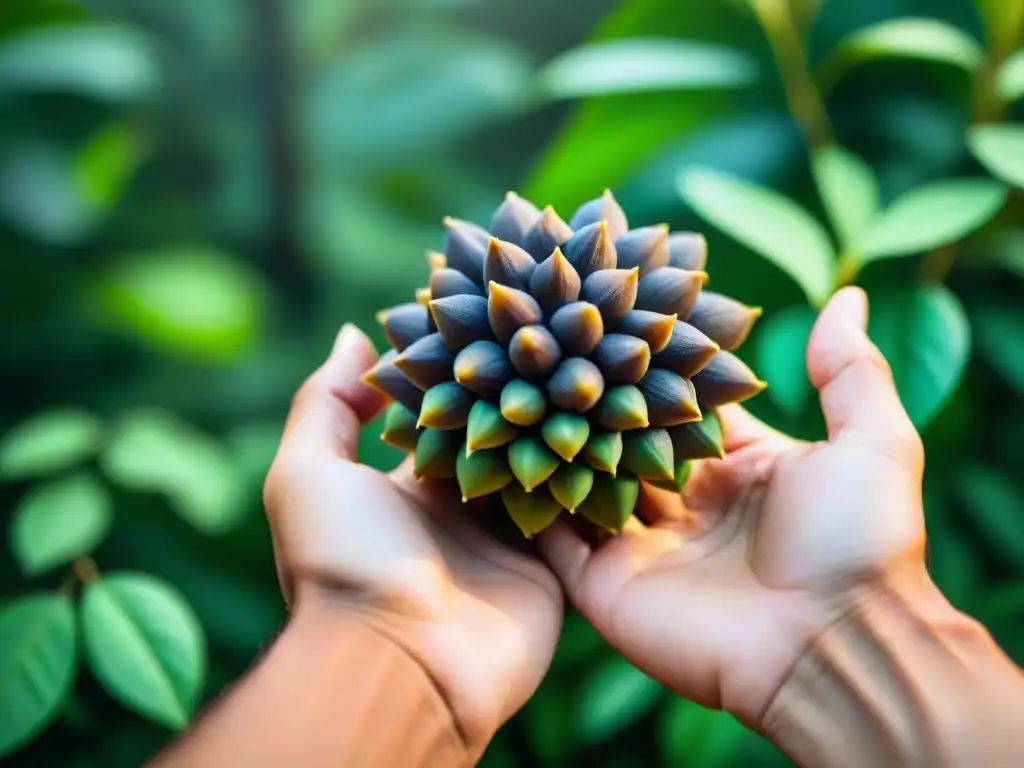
top-left (650, 458), bottom-right (693, 493)
top-left (549, 301), bottom-right (604, 357)
top-left (691, 351), bottom-right (767, 410)
top-left (443, 216), bottom-right (489, 287)
top-left (621, 428), bottom-right (675, 482)
top-left (456, 445), bottom-right (513, 500)
top-left (580, 267), bottom-right (639, 327)
top-left (541, 412), bottom-right (591, 462)
top-left (529, 247), bottom-right (581, 315)
top-left (668, 410), bottom-right (724, 461)
top-left (617, 309), bottom-right (677, 354)
top-left (487, 281), bottom-right (543, 345)
top-left (453, 340), bottom-right (513, 398)
top-left (362, 350), bottom-right (425, 412)
top-left (547, 461), bottom-right (594, 512)
top-left (615, 224), bottom-right (669, 275)
top-left (686, 292), bottom-right (762, 352)
top-left (381, 402), bottom-right (420, 451)
top-left (500, 379), bottom-right (547, 426)
top-left (652, 320), bottom-right (720, 379)
top-left (508, 436), bottom-right (560, 492)
top-left (377, 302), bottom-right (431, 352)
top-left (637, 368), bottom-right (702, 426)
top-left (569, 188), bottom-right (629, 241)
top-left (523, 205), bottom-right (573, 263)
top-left (430, 295), bottom-right (493, 351)
top-left (582, 430), bottom-right (623, 475)
top-left (594, 333), bottom-right (651, 385)
top-left (547, 357), bottom-right (604, 413)
top-left (594, 385), bottom-right (649, 431)
top-left (490, 191), bottom-right (541, 246)
top-left (430, 267), bottom-right (483, 300)
top-left (414, 427), bottom-right (462, 479)
top-left (563, 220), bottom-right (616, 278)
top-left (667, 232), bottom-right (707, 272)
top-left (485, 237), bottom-right (537, 291)
top-left (466, 400), bottom-right (518, 453)
top-left (579, 473), bottom-right (639, 535)
top-left (394, 332), bottom-right (455, 390)
top-left (417, 381), bottom-right (475, 429)
top-left (635, 267), bottom-right (707, 319)
top-left (501, 484), bottom-right (563, 538)
top-left (509, 325), bottom-right (562, 379)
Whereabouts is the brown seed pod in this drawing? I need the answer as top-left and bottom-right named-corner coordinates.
top-left (580, 267), bottom-right (639, 327)
top-left (635, 267), bottom-right (707, 319)
top-left (569, 188), bottom-right (629, 241)
top-left (563, 220), bottom-right (616, 278)
top-left (549, 301), bottom-right (604, 357)
top-left (593, 334), bottom-right (651, 385)
top-left (691, 350), bottom-right (767, 410)
top-left (529, 248), bottom-right (581, 315)
top-left (523, 205), bottom-right (573, 263)
top-left (686, 291), bottom-right (762, 352)
top-left (615, 224), bottom-right (669, 274)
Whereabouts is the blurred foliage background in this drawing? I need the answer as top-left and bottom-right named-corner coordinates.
top-left (1, 0), bottom-right (1023, 765)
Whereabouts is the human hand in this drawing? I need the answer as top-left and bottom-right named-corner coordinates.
top-left (537, 286), bottom-right (931, 728)
top-left (262, 324), bottom-right (563, 759)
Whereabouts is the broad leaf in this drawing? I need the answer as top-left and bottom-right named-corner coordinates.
top-left (575, 655), bottom-right (663, 744)
top-left (0, 408), bottom-right (104, 480)
top-left (967, 123), bottom-right (1024, 189)
top-left (87, 247), bottom-right (267, 364)
top-left (867, 285), bottom-right (971, 428)
top-left (971, 301), bottom-right (1024, 392)
top-left (992, 228), bottom-right (1024, 280)
top-left (997, 49), bottom-right (1024, 102)
top-left (925, 489), bottom-right (983, 610)
top-left (811, 145), bottom-right (879, 252)
top-left (536, 38), bottom-right (756, 100)
top-left (755, 304), bottom-right (817, 416)
top-left (972, 0), bottom-right (1024, 57)
top-left (856, 178), bottom-right (1007, 264)
top-left (0, 594), bottom-right (76, 757)
top-left (11, 473), bottom-right (112, 576)
top-left (974, 582), bottom-right (1024, 624)
top-left (955, 465), bottom-right (1024, 573)
top-left (81, 573), bottom-right (205, 729)
top-left (522, 683), bottom-right (572, 765)
top-left (679, 166), bottom-right (835, 306)
top-left (659, 696), bottom-right (748, 768)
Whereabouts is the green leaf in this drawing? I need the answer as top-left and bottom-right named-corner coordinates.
top-left (955, 465), bottom-right (1024, 573)
top-left (679, 166), bottom-right (835, 306)
top-left (100, 409), bottom-right (246, 535)
top-left (73, 120), bottom-right (149, 213)
top-left (967, 123), bottom-right (1024, 189)
top-left (575, 654), bottom-right (663, 744)
top-left (973, 581), bottom-right (1024, 624)
top-left (0, 23), bottom-right (158, 102)
top-left (0, 408), bottom-right (104, 480)
top-left (819, 18), bottom-right (984, 91)
top-left (523, 683), bottom-right (572, 766)
top-left (11, 473), bottom-right (112, 576)
top-left (536, 38), bottom-right (756, 100)
top-left (992, 228), bottom-right (1024, 280)
top-left (867, 286), bottom-right (971, 428)
top-left (856, 179), bottom-right (1007, 264)
top-left (87, 247), bottom-right (268, 364)
top-left (971, 301), bottom-right (1024, 392)
top-left (811, 145), bottom-right (879, 252)
top-left (659, 696), bottom-right (749, 768)
top-left (925, 488), bottom-right (983, 611)
top-left (755, 304), bottom-right (817, 416)
top-left (972, 0), bottom-right (1024, 57)
top-left (996, 49), bottom-right (1024, 102)
top-left (81, 573), bottom-right (205, 729)
top-left (0, 594), bottom-right (76, 757)
top-left (0, 0), bottom-right (89, 42)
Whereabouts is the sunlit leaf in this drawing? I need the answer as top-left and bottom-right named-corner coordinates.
top-left (87, 247), bottom-right (268, 364)
top-left (972, 0), bottom-right (1024, 58)
top-left (679, 166), bottom-right (835, 306)
top-left (967, 123), bottom-right (1024, 189)
top-left (811, 145), bottom-right (879, 252)
top-left (971, 301), bottom-right (1024, 392)
top-left (992, 228), bottom-right (1024, 280)
top-left (0, 408), bottom-right (104, 480)
top-left (536, 38), bottom-right (756, 100)
top-left (0, 23), bottom-right (158, 102)
top-left (659, 696), bottom-right (748, 768)
top-left (101, 408), bottom-right (246, 535)
top-left (997, 49), bottom-right (1024, 102)
top-left (856, 179), bottom-right (1007, 264)
top-left (81, 573), bottom-right (205, 729)
top-left (74, 120), bottom-right (149, 212)
top-left (11, 473), bottom-right (112, 576)
top-left (755, 304), bottom-right (817, 416)
top-left (575, 654), bottom-right (663, 744)
top-left (955, 465), bottom-right (1024, 573)
top-left (867, 285), bottom-right (971, 428)
top-left (0, 594), bottom-right (76, 757)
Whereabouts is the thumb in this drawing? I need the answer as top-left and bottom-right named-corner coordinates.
top-left (806, 287), bottom-right (923, 469)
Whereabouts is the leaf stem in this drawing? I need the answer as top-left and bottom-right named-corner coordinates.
top-left (73, 556), bottom-right (100, 584)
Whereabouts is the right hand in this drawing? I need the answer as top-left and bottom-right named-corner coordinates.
top-left (537, 286), bottom-right (939, 728)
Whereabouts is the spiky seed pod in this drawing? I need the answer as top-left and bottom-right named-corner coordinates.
top-left (691, 351), bottom-right (767, 410)
top-left (549, 302), bottom-right (604, 356)
top-left (615, 225), bottom-right (669, 274)
top-left (667, 232), bottom-right (707, 272)
top-left (686, 292), bottom-right (762, 352)
top-left (370, 189), bottom-right (765, 538)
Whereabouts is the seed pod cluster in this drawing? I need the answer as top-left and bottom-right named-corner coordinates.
top-left (365, 190), bottom-right (766, 538)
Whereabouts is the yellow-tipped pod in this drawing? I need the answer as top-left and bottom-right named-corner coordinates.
top-left (414, 428), bottom-right (462, 479)
top-left (381, 402), bottom-right (420, 452)
top-left (617, 309), bottom-right (677, 354)
top-left (594, 385), bottom-right (649, 431)
top-left (580, 267), bottom-right (639, 327)
top-left (394, 332), bottom-right (455, 390)
top-left (686, 292), bottom-right (762, 352)
top-left (490, 191), bottom-right (541, 247)
top-left (651, 320), bottom-right (720, 379)
top-left (529, 248), bottom-right (581, 314)
top-left (429, 295), bottom-right (493, 351)
top-left (377, 302), bottom-right (431, 352)
top-left (430, 267), bottom-right (483, 300)
top-left (417, 381), bottom-right (475, 429)
top-left (563, 220), bottom-right (616, 278)
top-left (635, 267), bottom-right (706, 319)
top-left (501, 484), bottom-right (563, 539)
top-left (579, 474), bottom-right (640, 535)
top-left (582, 430), bottom-right (623, 476)
top-left (667, 411), bottom-right (724, 461)
top-left (667, 232), bottom-right (707, 272)
top-left (541, 412), bottom-right (590, 462)
top-left (466, 400), bottom-right (518, 453)
top-left (547, 461), bottom-right (594, 512)
top-left (691, 351), bottom-right (767, 410)
top-left (442, 216), bottom-right (489, 287)
top-left (621, 428), bottom-right (675, 482)
top-left (484, 237), bottom-right (537, 291)
top-left (615, 224), bottom-right (669, 275)
top-left (522, 205), bottom-right (573, 263)
top-left (362, 350), bottom-right (425, 413)
top-left (508, 436), bottom-right (560, 492)
top-left (636, 369), bottom-right (701, 427)
top-left (456, 445), bottom-right (513, 501)
top-left (569, 188), bottom-right (629, 241)
top-left (593, 333), bottom-right (651, 385)
top-left (509, 325), bottom-right (562, 379)
top-left (500, 379), bottom-right (547, 426)
top-left (453, 340), bottom-right (513, 398)
top-left (487, 281), bottom-right (543, 345)
top-left (547, 358), bottom-right (604, 413)
top-left (549, 301), bottom-right (604, 357)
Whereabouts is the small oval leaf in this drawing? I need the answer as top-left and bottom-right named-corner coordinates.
top-left (754, 304), bottom-right (817, 416)
top-left (971, 300), bottom-right (1024, 392)
top-left (811, 145), bottom-right (879, 252)
top-left (0, 408), bottom-right (104, 480)
top-left (575, 654), bottom-right (663, 744)
top-left (659, 696), bottom-right (749, 768)
top-left (967, 123), bottom-right (1024, 190)
top-left (996, 49), bottom-right (1024, 103)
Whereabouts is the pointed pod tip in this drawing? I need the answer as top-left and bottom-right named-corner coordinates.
top-left (505, 190), bottom-right (519, 200)
top-left (750, 306), bottom-right (764, 318)
top-left (461, 495), bottom-right (469, 503)
top-left (375, 309), bottom-right (388, 325)
top-left (442, 215), bottom-right (455, 227)
top-left (415, 288), bottom-right (431, 305)
top-left (696, 270), bottom-right (710, 284)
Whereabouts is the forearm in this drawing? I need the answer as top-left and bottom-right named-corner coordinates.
top-left (762, 573), bottom-right (1024, 768)
top-left (150, 602), bottom-right (470, 768)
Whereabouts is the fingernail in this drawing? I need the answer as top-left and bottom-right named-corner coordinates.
top-left (332, 323), bottom-right (360, 356)
top-left (832, 287), bottom-right (867, 331)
